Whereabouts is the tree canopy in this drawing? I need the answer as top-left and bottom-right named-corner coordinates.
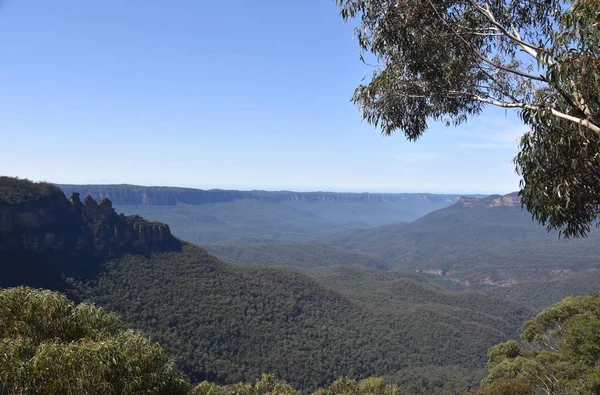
top-left (336, 0), bottom-right (600, 237)
top-left (0, 286), bottom-right (191, 395)
top-left (475, 293), bottom-right (600, 394)
top-left (191, 374), bottom-right (401, 395)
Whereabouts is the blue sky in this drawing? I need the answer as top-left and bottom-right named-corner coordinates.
top-left (0, 0), bottom-right (526, 194)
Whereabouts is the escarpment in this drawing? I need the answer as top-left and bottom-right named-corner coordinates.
top-left (59, 184), bottom-right (462, 206)
top-left (0, 177), bottom-right (179, 287)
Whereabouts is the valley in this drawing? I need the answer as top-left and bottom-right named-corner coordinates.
top-left (59, 184), bottom-right (464, 244)
top-left (2, 177), bottom-right (599, 394)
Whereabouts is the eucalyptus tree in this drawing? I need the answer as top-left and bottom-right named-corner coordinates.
top-left (476, 293), bottom-right (600, 394)
top-left (337, 0), bottom-right (600, 237)
top-left (0, 286), bottom-right (191, 395)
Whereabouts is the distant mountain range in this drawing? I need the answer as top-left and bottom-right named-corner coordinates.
top-left (58, 184), bottom-right (466, 205)
top-left (57, 184), bottom-right (471, 244)
top-left (319, 192), bottom-right (600, 284)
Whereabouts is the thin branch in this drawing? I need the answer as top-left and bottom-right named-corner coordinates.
top-left (466, 0), bottom-right (591, 118)
top-left (467, 0), bottom-right (547, 59)
top-left (472, 95), bottom-right (600, 133)
top-left (424, 0), bottom-right (548, 82)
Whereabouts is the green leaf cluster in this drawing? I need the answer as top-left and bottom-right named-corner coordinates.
top-left (0, 286), bottom-right (191, 394)
top-left (478, 293), bottom-right (600, 394)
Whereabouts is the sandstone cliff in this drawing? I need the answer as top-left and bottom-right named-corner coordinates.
top-left (58, 184), bottom-right (462, 206)
top-left (0, 177), bottom-right (179, 286)
top-left (458, 192), bottom-right (521, 208)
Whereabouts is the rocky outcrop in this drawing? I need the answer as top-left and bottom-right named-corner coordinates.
top-left (458, 192), bottom-right (521, 208)
top-left (0, 178), bottom-right (180, 290)
top-left (0, 179), bottom-right (178, 260)
top-left (58, 184), bottom-right (462, 206)
top-left (78, 193), bottom-right (176, 254)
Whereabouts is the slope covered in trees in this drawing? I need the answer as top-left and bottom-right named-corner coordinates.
top-left (204, 242), bottom-right (390, 270)
top-left (319, 194), bottom-right (600, 287)
top-left (69, 243), bottom-right (532, 393)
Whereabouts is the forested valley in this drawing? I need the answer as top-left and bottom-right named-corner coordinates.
top-left (3, 177), bottom-right (600, 393)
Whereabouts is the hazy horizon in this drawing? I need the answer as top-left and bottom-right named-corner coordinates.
top-left (34, 178), bottom-right (504, 196)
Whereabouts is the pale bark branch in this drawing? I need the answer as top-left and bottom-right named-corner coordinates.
top-left (467, 0), bottom-right (546, 60)
top-left (472, 95), bottom-right (600, 133)
top-left (424, 0), bottom-right (547, 82)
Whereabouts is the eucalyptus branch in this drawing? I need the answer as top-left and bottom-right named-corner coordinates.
top-left (424, 0), bottom-right (548, 82)
top-left (467, 0), bottom-right (546, 59)
top-left (472, 95), bottom-right (600, 133)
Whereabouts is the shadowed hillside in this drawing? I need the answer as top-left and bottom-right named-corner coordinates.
top-left (0, 177), bottom-right (179, 288)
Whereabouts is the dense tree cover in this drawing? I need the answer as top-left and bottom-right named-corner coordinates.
top-left (477, 293), bottom-right (600, 394)
top-left (488, 270), bottom-right (600, 310)
top-left (205, 242), bottom-right (390, 270)
top-left (337, 0), bottom-right (600, 237)
top-left (0, 176), bottom-right (62, 205)
top-left (68, 243), bottom-right (530, 394)
top-left (0, 286), bottom-right (190, 394)
top-left (386, 366), bottom-right (485, 395)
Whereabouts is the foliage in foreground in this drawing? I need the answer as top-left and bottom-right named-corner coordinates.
top-left (476, 293), bottom-right (600, 394)
top-left (0, 286), bottom-right (191, 395)
top-left (192, 375), bottom-right (401, 395)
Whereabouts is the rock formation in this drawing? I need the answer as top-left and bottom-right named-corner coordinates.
top-left (458, 192), bottom-right (521, 208)
top-left (58, 184), bottom-right (462, 206)
top-left (0, 178), bottom-right (179, 268)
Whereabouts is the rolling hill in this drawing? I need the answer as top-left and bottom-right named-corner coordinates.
top-left (203, 192), bottom-right (600, 313)
top-left (319, 193), bottom-right (600, 286)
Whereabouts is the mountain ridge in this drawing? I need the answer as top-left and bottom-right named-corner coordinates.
top-left (318, 191), bottom-right (600, 287)
top-left (457, 192), bottom-right (520, 208)
top-left (58, 183), bottom-right (468, 206)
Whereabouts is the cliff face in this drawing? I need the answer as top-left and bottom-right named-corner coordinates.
top-left (58, 184), bottom-right (462, 206)
top-left (0, 178), bottom-right (179, 280)
top-left (458, 192), bottom-right (521, 208)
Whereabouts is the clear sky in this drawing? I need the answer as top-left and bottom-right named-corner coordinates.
top-left (0, 0), bottom-right (525, 194)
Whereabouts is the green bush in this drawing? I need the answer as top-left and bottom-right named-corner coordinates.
top-left (0, 286), bottom-right (191, 394)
